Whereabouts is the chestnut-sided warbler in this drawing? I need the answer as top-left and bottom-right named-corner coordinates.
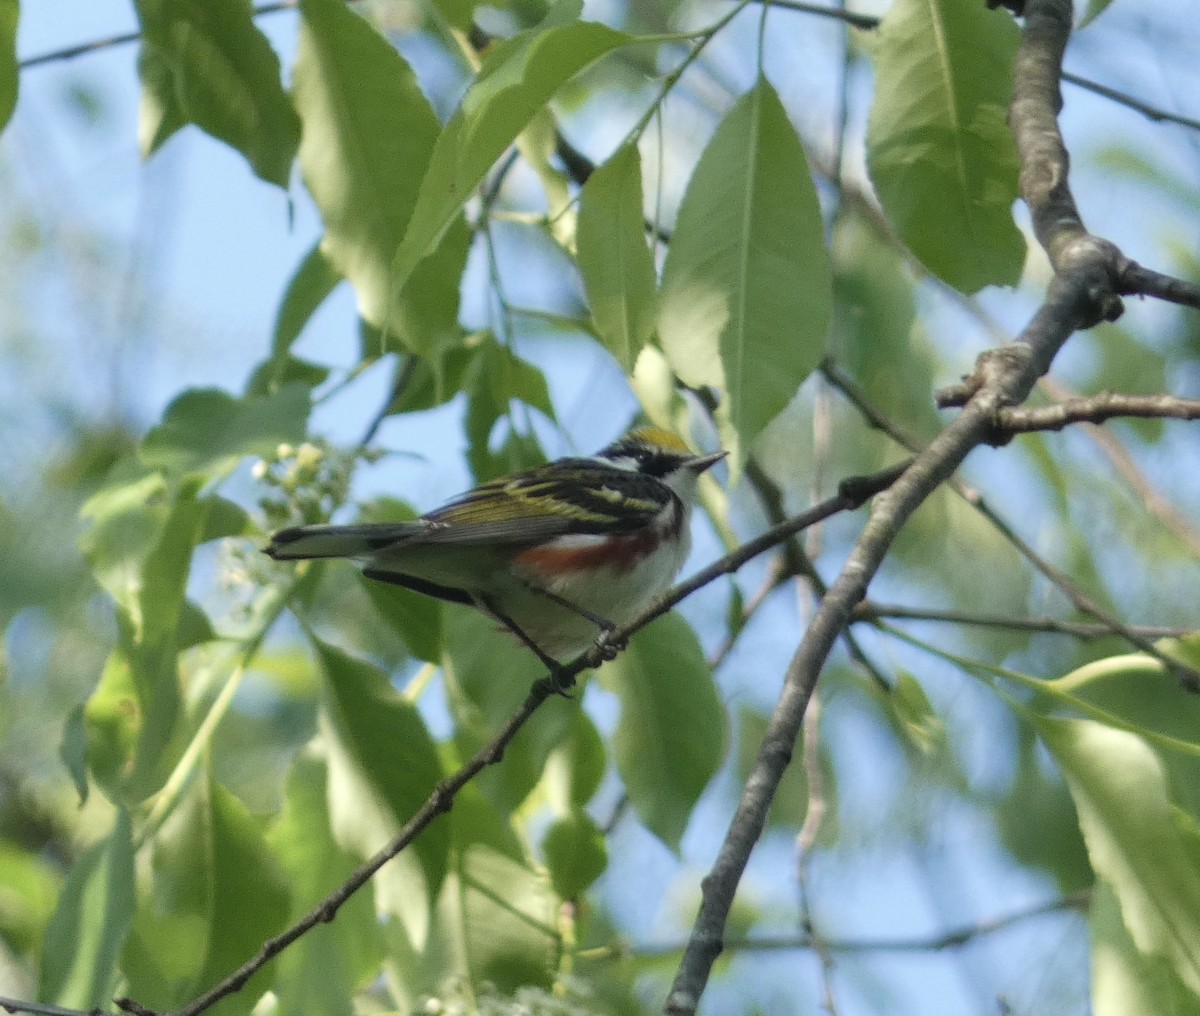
top-left (266, 427), bottom-right (724, 675)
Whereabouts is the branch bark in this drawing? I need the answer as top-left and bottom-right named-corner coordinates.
top-left (663, 1), bottom-right (1187, 1011)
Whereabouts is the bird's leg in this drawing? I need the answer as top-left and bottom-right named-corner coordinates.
top-left (521, 583), bottom-right (625, 660)
top-left (478, 595), bottom-right (575, 696)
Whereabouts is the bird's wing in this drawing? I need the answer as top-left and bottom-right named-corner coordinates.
top-left (416, 462), bottom-right (673, 546)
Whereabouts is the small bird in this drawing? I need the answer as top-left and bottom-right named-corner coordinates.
top-left (266, 427), bottom-right (725, 681)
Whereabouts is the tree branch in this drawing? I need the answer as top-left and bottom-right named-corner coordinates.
top-left (854, 602), bottom-right (1194, 641)
top-left (605, 891), bottom-right (1090, 960)
top-left (994, 391), bottom-right (1200, 433)
top-left (663, 1), bottom-right (1192, 1011)
top-left (94, 460), bottom-right (907, 1016)
top-left (823, 353), bottom-right (1200, 687)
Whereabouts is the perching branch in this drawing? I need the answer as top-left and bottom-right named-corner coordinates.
top-left (662, 1), bottom-right (1200, 1012)
top-left (91, 459), bottom-right (909, 1016)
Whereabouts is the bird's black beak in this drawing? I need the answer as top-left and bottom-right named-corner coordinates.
top-left (687, 450), bottom-right (727, 474)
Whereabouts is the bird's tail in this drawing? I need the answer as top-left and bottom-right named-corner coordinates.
top-left (265, 522), bottom-right (422, 561)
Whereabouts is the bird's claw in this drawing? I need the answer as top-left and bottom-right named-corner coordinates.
top-left (594, 627), bottom-right (626, 661)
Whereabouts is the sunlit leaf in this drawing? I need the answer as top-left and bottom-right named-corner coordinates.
top-left (39, 810), bottom-right (134, 1010)
top-left (295, 0), bottom-right (466, 354)
top-left (866, 0), bottom-right (1025, 292)
top-left (134, 0), bottom-right (300, 186)
top-left (577, 145), bottom-right (657, 371)
top-left (391, 7), bottom-right (631, 291)
top-left (316, 638), bottom-right (447, 944)
top-left (1091, 880), bottom-right (1194, 1016)
top-left (270, 752), bottom-right (384, 1016)
top-left (659, 79), bottom-right (830, 471)
top-left (1034, 715), bottom-right (1200, 996)
top-left (444, 606), bottom-right (575, 814)
top-left (599, 613), bottom-right (727, 851)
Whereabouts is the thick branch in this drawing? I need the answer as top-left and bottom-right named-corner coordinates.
top-left (662, 1), bottom-right (1187, 1010)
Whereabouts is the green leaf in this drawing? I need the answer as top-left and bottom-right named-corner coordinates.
top-left (134, 0), bottom-right (300, 187)
top-left (1051, 646), bottom-right (1200, 818)
top-left (0, 0), bottom-right (17, 132)
top-left (577, 145), bottom-right (657, 371)
top-left (122, 778), bottom-right (291, 1016)
top-left (866, 0), bottom-right (1025, 293)
top-left (140, 385), bottom-right (311, 478)
top-left (829, 210), bottom-right (939, 440)
top-left (271, 242), bottom-right (343, 359)
top-left (39, 810), bottom-right (135, 1010)
top-left (391, 10), bottom-right (631, 292)
top-left (542, 810), bottom-right (607, 901)
top-left (0, 842), bottom-right (59, 958)
top-left (542, 709), bottom-right (607, 813)
top-left (294, 0), bottom-right (466, 355)
top-left (438, 844), bottom-right (559, 994)
top-left (1033, 715), bottom-right (1200, 996)
top-left (659, 79), bottom-right (831, 471)
top-left (735, 706), bottom-right (814, 831)
top-left (1079, 0), bottom-right (1117, 28)
top-left (82, 484), bottom-right (218, 802)
top-left (885, 671), bottom-right (946, 757)
top-left (315, 638), bottom-right (448, 943)
top-left (599, 613), bottom-right (727, 851)
top-left (444, 606), bottom-right (575, 814)
top-left (1091, 881), bottom-right (1193, 1016)
top-left (270, 752), bottom-right (384, 1016)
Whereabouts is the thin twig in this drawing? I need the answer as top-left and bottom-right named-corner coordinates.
top-left (602, 892), bottom-right (1089, 960)
top-left (0, 997), bottom-right (109, 1016)
top-left (854, 602), bottom-right (1194, 641)
top-left (994, 391), bottom-right (1200, 432)
top-left (821, 357), bottom-right (1200, 689)
top-left (1037, 377), bottom-right (1200, 558)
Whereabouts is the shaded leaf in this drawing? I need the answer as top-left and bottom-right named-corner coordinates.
top-left (0, 0), bottom-right (17, 132)
top-left (135, 0), bottom-right (300, 186)
top-left (39, 810), bottom-right (134, 1010)
top-left (122, 778), bottom-right (291, 1016)
top-left (577, 145), bottom-right (657, 371)
top-left (543, 810), bottom-right (607, 900)
top-left (271, 242), bottom-right (342, 359)
top-left (0, 842), bottom-right (59, 958)
top-left (391, 8), bottom-right (631, 291)
top-left (866, 0), bottom-right (1024, 292)
top-left (659, 79), bottom-right (830, 471)
top-left (599, 613), bottom-right (726, 851)
top-left (295, 0), bottom-right (466, 354)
